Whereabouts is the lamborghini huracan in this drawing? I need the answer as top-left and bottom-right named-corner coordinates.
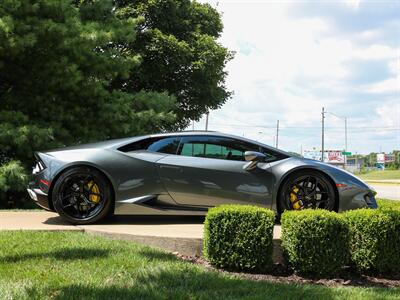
top-left (27, 131), bottom-right (377, 224)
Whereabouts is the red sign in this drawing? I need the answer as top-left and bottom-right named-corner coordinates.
top-left (327, 150), bottom-right (344, 163)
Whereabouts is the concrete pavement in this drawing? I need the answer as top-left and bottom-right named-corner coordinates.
top-left (367, 180), bottom-right (400, 184)
top-left (0, 211), bottom-right (80, 231)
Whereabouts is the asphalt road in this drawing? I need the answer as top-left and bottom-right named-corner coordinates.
top-left (370, 183), bottom-right (400, 200)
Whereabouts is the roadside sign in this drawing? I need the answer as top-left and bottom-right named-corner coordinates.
top-left (341, 152), bottom-right (352, 156)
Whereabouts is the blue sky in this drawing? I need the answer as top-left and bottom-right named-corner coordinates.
top-left (194, 0), bottom-right (399, 155)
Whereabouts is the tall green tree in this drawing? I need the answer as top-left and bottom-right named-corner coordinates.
top-left (114, 0), bottom-right (233, 127)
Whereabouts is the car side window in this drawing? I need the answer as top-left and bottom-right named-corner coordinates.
top-left (118, 137), bottom-right (180, 155)
top-left (147, 137), bottom-right (180, 154)
top-left (178, 136), bottom-right (259, 161)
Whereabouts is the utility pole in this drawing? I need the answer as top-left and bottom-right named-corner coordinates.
top-left (321, 107), bottom-right (325, 162)
top-left (344, 117), bottom-right (347, 168)
top-left (205, 112), bottom-right (209, 131)
top-left (355, 151), bottom-right (358, 169)
top-left (276, 120), bottom-right (279, 148)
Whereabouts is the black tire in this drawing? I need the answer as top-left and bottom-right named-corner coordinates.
top-left (52, 167), bottom-right (112, 225)
top-left (278, 170), bottom-right (336, 214)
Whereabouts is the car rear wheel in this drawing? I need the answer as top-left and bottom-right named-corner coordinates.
top-left (52, 167), bottom-right (112, 225)
top-left (279, 170), bottom-right (336, 213)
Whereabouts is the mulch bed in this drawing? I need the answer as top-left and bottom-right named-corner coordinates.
top-left (175, 254), bottom-right (400, 288)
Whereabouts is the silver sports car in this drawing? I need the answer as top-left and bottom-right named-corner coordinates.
top-left (27, 131), bottom-right (377, 224)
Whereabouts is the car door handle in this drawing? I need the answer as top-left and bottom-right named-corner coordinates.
top-left (159, 165), bottom-right (183, 172)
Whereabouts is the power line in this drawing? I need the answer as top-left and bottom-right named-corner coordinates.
top-left (209, 123), bottom-right (400, 130)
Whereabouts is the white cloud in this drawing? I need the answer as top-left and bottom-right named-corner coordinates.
top-left (342, 0), bottom-right (361, 10)
top-left (355, 44), bottom-right (396, 60)
top-left (357, 29), bottom-right (380, 40)
top-left (366, 77), bottom-right (399, 94)
top-left (194, 1), bottom-right (400, 154)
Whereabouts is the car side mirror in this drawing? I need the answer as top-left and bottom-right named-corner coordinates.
top-left (243, 151), bottom-right (266, 171)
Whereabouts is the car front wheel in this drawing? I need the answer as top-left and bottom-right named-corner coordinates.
top-left (279, 170), bottom-right (336, 213)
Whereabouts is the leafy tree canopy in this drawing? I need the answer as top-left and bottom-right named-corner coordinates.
top-left (114, 0), bottom-right (233, 127)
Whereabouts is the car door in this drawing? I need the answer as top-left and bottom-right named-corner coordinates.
top-left (157, 135), bottom-right (276, 208)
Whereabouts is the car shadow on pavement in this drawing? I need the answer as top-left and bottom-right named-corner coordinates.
top-left (42, 216), bottom-right (77, 226)
top-left (43, 215), bottom-right (206, 226)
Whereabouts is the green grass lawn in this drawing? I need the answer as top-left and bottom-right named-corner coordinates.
top-left (1, 232), bottom-right (399, 300)
top-left (358, 170), bottom-right (400, 181)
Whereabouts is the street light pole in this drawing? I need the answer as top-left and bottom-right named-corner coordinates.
top-left (276, 120), bottom-right (279, 148)
top-left (321, 107), bottom-right (325, 162)
top-left (205, 112), bottom-right (209, 131)
top-left (324, 110), bottom-right (348, 168)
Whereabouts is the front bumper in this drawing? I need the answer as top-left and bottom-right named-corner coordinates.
top-left (364, 192), bottom-right (378, 209)
top-left (338, 187), bottom-right (378, 211)
top-left (27, 182), bottom-right (52, 211)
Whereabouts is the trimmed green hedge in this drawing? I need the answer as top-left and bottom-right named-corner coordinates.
top-left (281, 209), bottom-right (349, 276)
top-left (377, 198), bottom-right (400, 211)
top-left (203, 205), bottom-right (275, 272)
top-left (344, 208), bottom-right (400, 274)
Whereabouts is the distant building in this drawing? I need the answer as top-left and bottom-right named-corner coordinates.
top-left (346, 157), bottom-right (364, 166)
top-left (376, 153), bottom-right (395, 170)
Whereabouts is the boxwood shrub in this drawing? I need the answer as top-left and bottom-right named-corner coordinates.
top-left (281, 209), bottom-right (349, 276)
top-left (203, 205), bottom-right (275, 272)
top-left (344, 208), bottom-right (400, 274)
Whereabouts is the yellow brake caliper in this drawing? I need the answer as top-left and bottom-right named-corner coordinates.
top-left (290, 186), bottom-right (303, 210)
top-left (87, 181), bottom-right (101, 204)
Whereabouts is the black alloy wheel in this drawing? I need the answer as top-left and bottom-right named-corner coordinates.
top-left (279, 170), bottom-right (336, 212)
top-left (52, 167), bottom-right (112, 224)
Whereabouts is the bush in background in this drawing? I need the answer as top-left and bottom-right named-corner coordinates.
top-left (203, 205), bottom-right (275, 272)
top-left (344, 209), bottom-right (400, 274)
top-left (0, 160), bottom-right (29, 208)
top-left (281, 209), bottom-right (349, 277)
top-left (377, 198), bottom-right (400, 211)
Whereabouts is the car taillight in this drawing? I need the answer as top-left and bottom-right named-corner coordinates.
top-left (32, 160), bottom-right (46, 174)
